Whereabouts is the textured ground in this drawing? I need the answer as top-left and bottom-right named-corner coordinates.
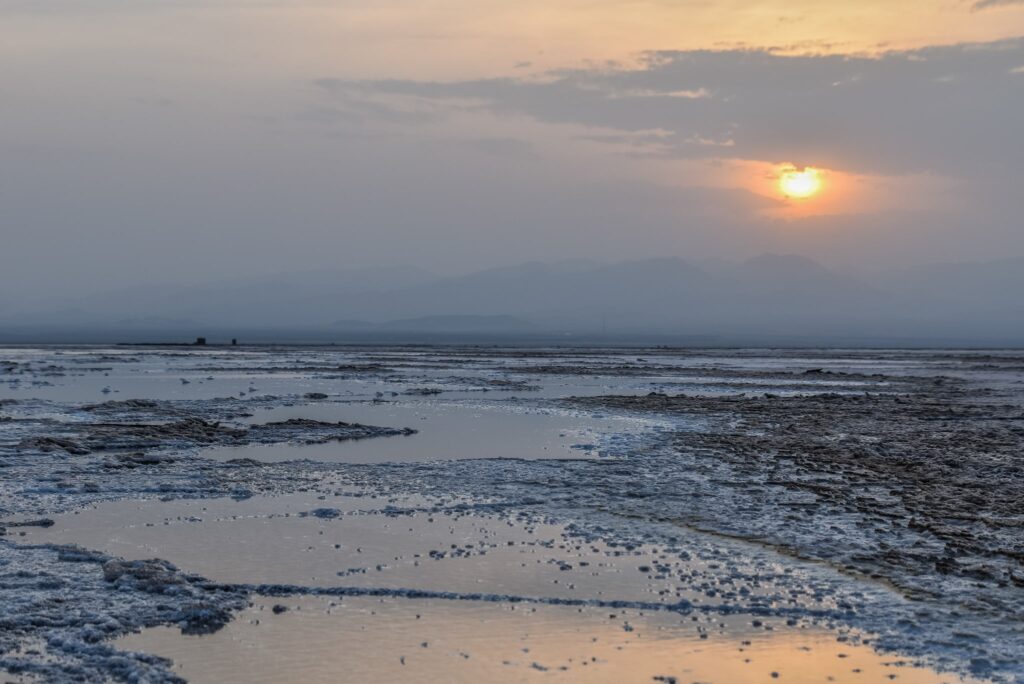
top-left (1, 346), bottom-right (1021, 682)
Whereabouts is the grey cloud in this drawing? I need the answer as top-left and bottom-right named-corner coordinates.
top-left (972, 0), bottom-right (1024, 10)
top-left (329, 39), bottom-right (1024, 177)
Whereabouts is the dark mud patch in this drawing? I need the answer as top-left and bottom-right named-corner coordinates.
top-left (508, 363), bottom-right (926, 385)
top-left (16, 418), bottom-right (416, 458)
top-left (248, 418), bottom-right (416, 444)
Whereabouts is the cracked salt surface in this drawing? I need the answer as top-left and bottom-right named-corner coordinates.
top-left (2, 346), bottom-right (1022, 682)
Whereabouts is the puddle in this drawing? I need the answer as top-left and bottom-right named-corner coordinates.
top-left (115, 595), bottom-right (973, 684)
top-left (14, 495), bottom-right (716, 605)
top-left (24, 495), bottom-right (969, 683)
top-left (202, 400), bottom-right (666, 463)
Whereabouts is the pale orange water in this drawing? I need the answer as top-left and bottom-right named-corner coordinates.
top-left (117, 596), bottom-right (976, 684)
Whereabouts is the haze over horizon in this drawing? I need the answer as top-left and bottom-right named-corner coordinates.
top-left (2, 253), bottom-right (1022, 346)
top-left (2, 0), bottom-right (1023, 341)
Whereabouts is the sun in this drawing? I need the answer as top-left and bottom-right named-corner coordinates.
top-left (779, 166), bottom-right (823, 199)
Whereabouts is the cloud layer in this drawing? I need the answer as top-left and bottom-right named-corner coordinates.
top-left (325, 39), bottom-right (1024, 177)
top-left (2, 0), bottom-right (1022, 301)
top-left (974, 0), bottom-right (1024, 10)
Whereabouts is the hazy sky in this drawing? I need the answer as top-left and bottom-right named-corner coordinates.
top-left (2, 0), bottom-right (1023, 300)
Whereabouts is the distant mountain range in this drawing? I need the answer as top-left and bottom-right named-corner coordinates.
top-left (3, 255), bottom-right (1024, 345)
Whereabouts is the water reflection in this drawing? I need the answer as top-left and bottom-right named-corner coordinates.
top-left (117, 596), bottom-right (973, 684)
top-left (204, 401), bottom-right (662, 463)
top-left (13, 495), bottom-right (709, 603)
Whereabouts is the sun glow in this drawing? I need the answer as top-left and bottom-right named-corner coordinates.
top-left (779, 166), bottom-right (824, 199)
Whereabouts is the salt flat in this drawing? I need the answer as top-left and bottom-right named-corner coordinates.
top-left (1, 346), bottom-right (1021, 682)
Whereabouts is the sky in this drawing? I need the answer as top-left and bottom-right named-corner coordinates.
top-left (2, 0), bottom-right (1023, 301)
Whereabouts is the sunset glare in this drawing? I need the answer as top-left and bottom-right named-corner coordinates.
top-left (779, 167), bottom-right (824, 199)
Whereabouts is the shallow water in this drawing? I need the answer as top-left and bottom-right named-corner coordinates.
top-left (204, 400), bottom-right (668, 463)
top-left (24, 495), bottom-right (973, 683)
top-left (12, 493), bottom-right (981, 683)
top-left (15, 494), bottom-right (716, 603)
top-left (117, 596), bottom-right (973, 684)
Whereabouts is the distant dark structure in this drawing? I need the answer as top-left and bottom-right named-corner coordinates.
top-left (231, 338), bottom-right (238, 346)
top-left (194, 337), bottom-right (207, 346)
